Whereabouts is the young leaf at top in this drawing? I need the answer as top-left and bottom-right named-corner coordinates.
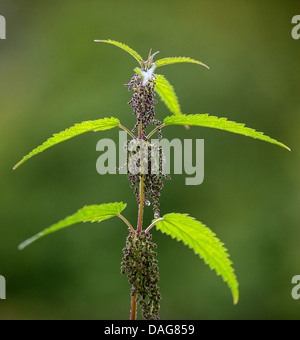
top-left (13, 117), bottom-right (120, 169)
top-left (154, 213), bottom-right (239, 304)
top-left (94, 39), bottom-right (143, 66)
top-left (155, 74), bottom-right (182, 116)
top-left (164, 114), bottom-right (291, 151)
top-left (19, 202), bottom-right (127, 250)
top-left (155, 57), bottom-right (209, 70)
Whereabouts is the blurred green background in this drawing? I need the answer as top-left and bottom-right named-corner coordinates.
top-left (0, 0), bottom-right (299, 320)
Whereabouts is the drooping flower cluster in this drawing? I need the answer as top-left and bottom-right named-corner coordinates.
top-left (126, 73), bottom-right (161, 138)
top-left (125, 138), bottom-right (170, 218)
top-left (121, 231), bottom-right (161, 320)
top-left (122, 70), bottom-right (170, 218)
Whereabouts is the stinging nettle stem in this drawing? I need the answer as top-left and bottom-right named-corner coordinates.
top-left (119, 124), bottom-right (136, 139)
top-left (118, 214), bottom-right (136, 234)
top-left (145, 217), bottom-right (164, 233)
top-left (146, 123), bottom-right (166, 140)
top-left (137, 175), bottom-right (144, 234)
top-left (124, 65), bottom-right (163, 320)
top-left (130, 293), bottom-right (137, 320)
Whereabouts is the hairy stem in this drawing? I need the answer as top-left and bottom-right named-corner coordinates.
top-left (118, 214), bottom-right (136, 234)
top-left (129, 119), bottom-right (145, 319)
top-left (137, 119), bottom-right (144, 234)
top-left (137, 175), bottom-right (144, 234)
top-left (146, 123), bottom-right (167, 140)
top-left (138, 119), bottom-right (143, 139)
top-left (131, 177), bottom-right (144, 320)
top-left (119, 124), bottom-right (136, 139)
top-left (145, 217), bottom-right (164, 233)
top-left (130, 293), bottom-right (137, 320)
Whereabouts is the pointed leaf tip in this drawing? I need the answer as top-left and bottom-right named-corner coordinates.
top-left (94, 39), bottom-right (143, 66)
top-left (13, 117), bottom-right (120, 169)
top-left (164, 114), bottom-right (290, 151)
top-left (155, 57), bottom-right (210, 70)
top-left (155, 213), bottom-right (239, 304)
top-left (18, 202), bottom-right (127, 250)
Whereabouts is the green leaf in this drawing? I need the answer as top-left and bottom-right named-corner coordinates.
top-left (164, 114), bottom-right (291, 151)
top-left (19, 202), bottom-right (127, 250)
top-left (13, 117), bottom-right (120, 169)
top-left (155, 74), bottom-right (182, 116)
top-left (134, 67), bottom-right (143, 76)
top-left (94, 39), bottom-right (143, 66)
top-left (155, 213), bottom-right (239, 304)
top-left (155, 57), bottom-right (209, 69)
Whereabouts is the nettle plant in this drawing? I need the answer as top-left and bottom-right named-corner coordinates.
top-left (14, 40), bottom-right (290, 320)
